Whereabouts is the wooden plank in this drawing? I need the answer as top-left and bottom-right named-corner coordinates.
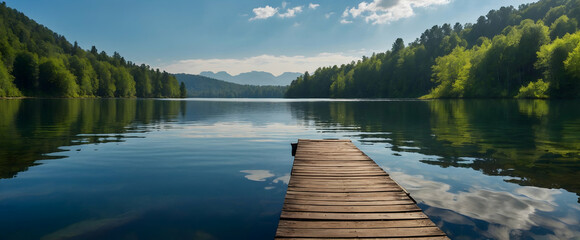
top-left (285, 191), bottom-right (409, 197)
top-left (283, 199), bottom-right (416, 206)
top-left (280, 211), bottom-right (428, 220)
top-left (294, 158), bottom-right (372, 161)
top-left (289, 177), bottom-right (393, 181)
top-left (287, 182), bottom-right (396, 187)
top-left (295, 155), bottom-right (370, 158)
top-left (291, 173), bottom-right (389, 177)
top-left (283, 195), bottom-right (410, 202)
top-left (276, 139), bottom-right (447, 239)
top-left (289, 177), bottom-right (396, 181)
top-left (287, 187), bottom-right (402, 193)
top-left (284, 194), bottom-right (409, 201)
top-left (292, 169), bottom-right (382, 172)
top-left (291, 173), bottom-right (388, 176)
top-left (282, 204), bottom-right (420, 213)
top-left (277, 219), bottom-right (437, 229)
top-left (288, 180), bottom-right (398, 185)
top-left (293, 162), bottom-right (377, 166)
top-left (292, 169), bottom-right (385, 173)
top-left (288, 178), bottom-right (396, 183)
top-left (289, 176), bottom-right (392, 180)
top-left (276, 227), bottom-right (446, 238)
top-left (291, 169), bottom-right (383, 172)
top-left (291, 166), bottom-right (382, 170)
top-left (275, 237), bottom-right (449, 240)
top-left (287, 187), bottom-right (399, 192)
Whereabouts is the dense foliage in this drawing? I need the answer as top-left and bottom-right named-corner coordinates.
top-left (285, 0), bottom-right (580, 99)
top-left (0, 2), bottom-right (182, 98)
top-left (175, 74), bottom-right (287, 98)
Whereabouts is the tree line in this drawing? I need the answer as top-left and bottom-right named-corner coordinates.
top-left (0, 2), bottom-right (185, 98)
top-left (285, 0), bottom-right (580, 99)
top-left (175, 73), bottom-right (287, 98)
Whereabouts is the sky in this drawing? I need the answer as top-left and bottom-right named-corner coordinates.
top-left (4, 0), bottom-right (538, 76)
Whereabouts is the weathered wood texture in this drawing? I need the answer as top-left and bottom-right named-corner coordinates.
top-left (276, 139), bottom-right (448, 239)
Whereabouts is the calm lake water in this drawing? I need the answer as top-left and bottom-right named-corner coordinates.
top-left (1, 98), bottom-right (579, 239)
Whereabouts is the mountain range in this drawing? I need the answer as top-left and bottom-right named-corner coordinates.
top-left (199, 71), bottom-right (301, 86)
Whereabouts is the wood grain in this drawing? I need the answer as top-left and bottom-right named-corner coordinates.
top-left (275, 139), bottom-right (448, 239)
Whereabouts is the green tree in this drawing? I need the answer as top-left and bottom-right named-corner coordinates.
top-left (12, 51), bottom-right (38, 93)
top-left (38, 57), bottom-right (79, 97)
top-left (549, 15), bottom-right (578, 40)
top-left (564, 43), bottom-right (580, 78)
top-left (132, 65), bottom-right (152, 97)
top-left (424, 47), bottom-right (472, 98)
top-left (112, 66), bottom-right (135, 97)
top-left (536, 31), bottom-right (580, 97)
top-left (515, 79), bottom-right (550, 98)
top-left (68, 55), bottom-right (97, 96)
top-left (180, 81), bottom-right (187, 98)
top-left (94, 61), bottom-right (115, 97)
top-left (392, 38), bottom-right (405, 53)
top-left (469, 20), bottom-right (549, 97)
top-left (0, 57), bottom-right (21, 97)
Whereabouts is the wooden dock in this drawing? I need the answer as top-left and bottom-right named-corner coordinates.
top-left (276, 139), bottom-right (448, 239)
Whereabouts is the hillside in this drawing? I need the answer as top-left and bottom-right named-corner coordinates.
top-left (175, 74), bottom-right (286, 98)
top-left (0, 2), bottom-right (182, 98)
top-left (285, 0), bottom-right (580, 99)
top-left (199, 71), bottom-right (301, 86)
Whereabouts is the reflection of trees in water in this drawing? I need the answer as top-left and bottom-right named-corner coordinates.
top-left (289, 100), bottom-right (580, 201)
top-left (0, 99), bottom-right (182, 179)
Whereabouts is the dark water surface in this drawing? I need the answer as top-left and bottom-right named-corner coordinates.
top-left (0, 98), bottom-right (579, 239)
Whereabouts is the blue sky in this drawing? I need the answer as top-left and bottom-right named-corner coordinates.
top-left (5, 0), bottom-right (537, 75)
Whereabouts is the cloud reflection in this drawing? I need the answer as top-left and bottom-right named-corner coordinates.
top-left (273, 174), bottom-right (290, 184)
top-left (390, 172), bottom-right (579, 239)
top-left (240, 170), bottom-right (274, 182)
top-left (240, 171), bottom-right (290, 190)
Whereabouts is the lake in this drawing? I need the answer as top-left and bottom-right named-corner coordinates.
top-left (0, 98), bottom-right (579, 239)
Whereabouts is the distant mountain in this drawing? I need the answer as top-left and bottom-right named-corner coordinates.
top-left (174, 74), bottom-right (287, 98)
top-left (199, 71), bottom-right (301, 86)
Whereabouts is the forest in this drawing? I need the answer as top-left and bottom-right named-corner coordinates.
top-left (175, 74), bottom-right (287, 98)
top-left (285, 0), bottom-right (580, 99)
top-left (0, 3), bottom-right (184, 98)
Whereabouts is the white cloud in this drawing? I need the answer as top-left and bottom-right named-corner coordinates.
top-left (250, 3), bottom-right (312, 21)
top-left (340, 19), bottom-right (353, 24)
top-left (249, 5), bottom-right (278, 21)
top-left (161, 53), bottom-right (361, 76)
top-left (342, 8), bottom-right (350, 18)
top-left (279, 6), bottom-right (303, 18)
top-left (325, 12), bottom-right (335, 19)
top-left (341, 0), bottom-right (451, 24)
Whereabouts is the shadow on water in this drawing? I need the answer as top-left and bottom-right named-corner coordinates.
top-left (0, 98), bottom-right (183, 179)
top-left (288, 99), bottom-right (580, 202)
